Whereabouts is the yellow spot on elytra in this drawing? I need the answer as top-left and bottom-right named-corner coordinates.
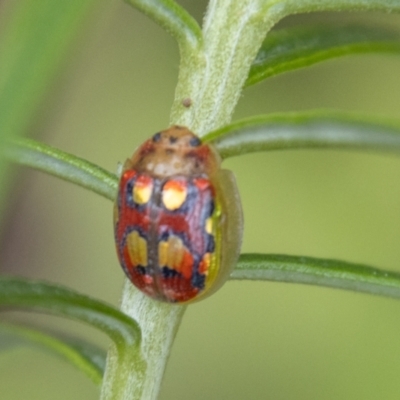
top-left (113, 203), bottom-right (119, 226)
top-left (158, 236), bottom-right (184, 270)
top-left (205, 217), bottom-right (213, 234)
top-left (199, 253), bottom-right (211, 275)
top-left (162, 180), bottom-right (187, 210)
top-left (169, 236), bottom-right (184, 268)
top-left (133, 177), bottom-right (153, 204)
top-left (127, 231), bottom-right (148, 266)
top-left (158, 241), bottom-right (169, 268)
top-left (158, 236), bottom-right (195, 278)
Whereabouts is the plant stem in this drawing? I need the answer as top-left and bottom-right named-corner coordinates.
top-left (100, 282), bottom-right (186, 400)
top-left (170, 0), bottom-right (280, 135)
top-left (102, 1), bottom-right (280, 399)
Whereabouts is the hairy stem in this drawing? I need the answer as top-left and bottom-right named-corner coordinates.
top-left (170, 0), bottom-right (281, 135)
top-left (103, 1), bottom-right (283, 399)
top-left (100, 283), bottom-right (185, 400)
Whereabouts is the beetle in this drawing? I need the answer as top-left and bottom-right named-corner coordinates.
top-left (114, 125), bottom-right (243, 303)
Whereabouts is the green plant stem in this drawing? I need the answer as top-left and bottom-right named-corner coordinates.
top-left (104, 2), bottom-right (276, 397)
top-left (3, 0), bottom-right (400, 398)
top-left (174, 0), bottom-right (400, 135)
top-left (102, 1), bottom-right (400, 398)
top-left (170, 0), bottom-right (279, 135)
top-left (100, 282), bottom-right (185, 400)
top-left (102, 2), bottom-right (292, 398)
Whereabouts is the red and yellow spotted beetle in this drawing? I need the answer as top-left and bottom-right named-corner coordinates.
top-left (114, 126), bottom-right (243, 303)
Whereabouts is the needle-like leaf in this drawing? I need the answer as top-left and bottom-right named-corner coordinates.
top-left (3, 138), bottom-right (118, 201)
top-left (0, 0), bottom-right (98, 140)
top-left (0, 277), bottom-right (140, 354)
top-left (0, 0), bottom-right (99, 216)
top-left (0, 322), bottom-right (105, 385)
top-left (203, 111), bottom-right (400, 159)
top-left (233, 254), bottom-right (400, 300)
top-left (124, 0), bottom-right (202, 54)
top-left (247, 24), bottom-right (400, 86)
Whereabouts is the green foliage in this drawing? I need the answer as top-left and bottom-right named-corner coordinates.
top-left (1, 0), bottom-right (400, 399)
top-left (234, 254), bottom-right (400, 299)
top-left (0, 0), bottom-right (98, 216)
top-left (277, 0), bottom-right (400, 14)
top-left (3, 138), bottom-right (118, 201)
top-left (0, 322), bottom-right (105, 385)
top-left (0, 0), bottom-right (97, 139)
top-left (0, 277), bottom-right (141, 352)
top-left (203, 111), bottom-right (400, 158)
top-left (246, 23), bottom-right (400, 86)
top-left (124, 0), bottom-right (202, 54)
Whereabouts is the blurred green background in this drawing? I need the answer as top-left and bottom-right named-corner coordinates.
top-left (1, 0), bottom-right (400, 399)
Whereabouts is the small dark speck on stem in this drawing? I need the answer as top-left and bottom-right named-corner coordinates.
top-left (182, 98), bottom-right (192, 108)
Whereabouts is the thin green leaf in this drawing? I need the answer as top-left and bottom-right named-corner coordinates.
top-left (0, 0), bottom-right (98, 140)
top-left (247, 24), bottom-right (400, 86)
top-left (276, 0), bottom-right (400, 16)
top-left (203, 111), bottom-right (400, 159)
top-left (0, 322), bottom-right (105, 385)
top-left (125, 0), bottom-right (202, 54)
top-left (3, 138), bottom-right (118, 201)
top-left (233, 253), bottom-right (400, 300)
top-left (0, 277), bottom-right (140, 354)
top-left (0, 0), bottom-right (99, 218)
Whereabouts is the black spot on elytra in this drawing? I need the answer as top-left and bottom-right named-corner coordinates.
top-left (136, 266), bottom-right (148, 275)
top-left (169, 136), bottom-right (178, 144)
top-left (206, 235), bottom-right (215, 253)
top-left (160, 231), bottom-right (170, 242)
top-left (161, 267), bottom-right (180, 278)
top-left (152, 132), bottom-right (161, 142)
top-left (208, 200), bottom-right (215, 216)
top-left (191, 272), bottom-right (205, 289)
top-left (189, 137), bottom-right (202, 147)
